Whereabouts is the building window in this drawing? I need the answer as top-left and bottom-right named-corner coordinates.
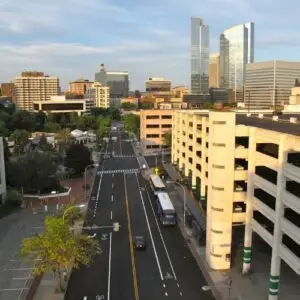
top-left (146, 134), bottom-right (159, 138)
top-left (210, 252), bottom-right (222, 258)
top-left (146, 115), bottom-right (159, 119)
top-left (212, 164), bottom-right (225, 169)
top-left (146, 124), bottom-right (159, 128)
top-left (212, 186), bottom-right (224, 191)
top-left (211, 207), bottom-right (224, 212)
top-left (161, 115), bottom-right (172, 119)
top-left (212, 143), bottom-right (225, 147)
top-left (211, 228), bottom-right (223, 233)
top-left (212, 121), bottom-right (226, 124)
top-left (161, 124), bottom-right (172, 128)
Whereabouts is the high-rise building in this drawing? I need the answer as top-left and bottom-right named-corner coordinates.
top-left (68, 79), bottom-right (93, 95)
top-left (95, 64), bottom-right (129, 98)
top-left (220, 22), bottom-right (254, 92)
top-left (0, 82), bottom-right (16, 103)
top-left (14, 71), bottom-right (60, 111)
top-left (191, 17), bottom-right (210, 94)
top-left (244, 60), bottom-right (300, 109)
top-left (86, 82), bottom-right (110, 109)
top-left (209, 53), bottom-right (220, 88)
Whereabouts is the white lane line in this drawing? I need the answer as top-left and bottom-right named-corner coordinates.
top-left (83, 297), bottom-right (87, 300)
top-left (180, 292), bottom-right (183, 296)
top-left (165, 292), bottom-right (168, 296)
top-left (107, 232), bottom-right (112, 300)
top-left (110, 210), bottom-right (113, 220)
top-left (111, 195), bottom-right (114, 202)
top-left (163, 284), bottom-right (166, 288)
top-left (112, 183), bottom-right (114, 189)
top-left (144, 183), bottom-right (178, 281)
top-left (6, 268), bottom-right (33, 271)
top-left (134, 173), bottom-right (163, 280)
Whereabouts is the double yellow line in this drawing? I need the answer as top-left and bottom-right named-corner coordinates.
top-left (123, 173), bottom-right (139, 300)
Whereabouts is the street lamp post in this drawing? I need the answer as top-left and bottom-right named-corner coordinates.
top-left (166, 181), bottom-right (186, 228)
top-left (84, 164), bottom-right (99, 202)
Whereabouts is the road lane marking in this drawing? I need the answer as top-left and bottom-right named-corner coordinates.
top-left (107, 232), bottom-right (112, 300)
top-left (83, 297), bottom-right (87, 300)
top-left (111, 195), bottom-right (114, 202)
top-left (134, 173), bottom-right (164, 280)
top-left (110, 210), bottom-right (113, 220)
top-left (163, 284), bottom-right (166, 288)
top-left (165, 292), bottom-right (168, 296)
top-left (180, 292), bottom-right (183, 296)
top-left (177, 283), bottom-right (180, 287)
top-left (0, 288), bottom-right (29, 291)
top-left (143, 181), bottom-right (178, 281)
top-left (123, 173), bottom-right (139, 300)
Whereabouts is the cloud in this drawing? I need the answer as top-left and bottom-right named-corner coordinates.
top-left (0, 0), bottom-right (300, 89)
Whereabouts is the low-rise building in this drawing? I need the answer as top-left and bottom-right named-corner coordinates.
top-left (140, 109), bottom-right (173, 153)
top-left (68, 79), bottom-right (93, 95)
top-left (172, 109), bottom-right (300, 299)
top-left (33, 96), bottom-right (86, 116)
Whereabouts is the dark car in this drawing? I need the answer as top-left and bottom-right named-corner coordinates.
top-left (134, 236), bottom-right (146, 250)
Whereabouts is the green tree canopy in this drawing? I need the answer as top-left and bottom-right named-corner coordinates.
top-left (7, 151), bottom-right (58, 194)
top-left (96, 116), bottom-right (111, 138)
top-left (162, 131), bottom-right (172, 148)
top-left (21, 215), bottom-right (101, 291)
top-left (44, 122), bottom-right (61, 133)
top-left (65, 144), bottom-right (92, 176)
top-left (9, 129), bottom-right (30, 155)
top-left (123, 114), bottom-right (140, 137)
top-left (33, 111), bottom-right (47, 131)
top-left (121, 102), bottom-right (137, 110)
top-left (9, 110), bottom-right (34, 132)
top-left (140, 102), bottom-right (153, 109)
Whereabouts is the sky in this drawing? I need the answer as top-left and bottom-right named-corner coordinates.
top-left (0, 0), bottom-right (300, 91)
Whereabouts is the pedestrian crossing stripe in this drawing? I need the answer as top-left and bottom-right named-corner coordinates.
top-left (97, 168), bottom-right (139, 175)
top-left (113, 154), bottom-right (135, 158)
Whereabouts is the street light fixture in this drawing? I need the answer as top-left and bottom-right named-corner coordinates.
top-left (166, 180), bottom-right (186, 228)
top-left (84, 164), bottom-right (99, 202)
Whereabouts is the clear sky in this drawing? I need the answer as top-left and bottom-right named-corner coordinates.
top-left (0, 0), bottom-right (299, 91)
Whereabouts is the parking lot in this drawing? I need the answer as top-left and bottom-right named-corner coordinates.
top-left (0, 210), bottom-right (45, 300)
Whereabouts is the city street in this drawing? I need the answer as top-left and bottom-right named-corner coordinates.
top-left (65, 124), bottom-right (211, 300)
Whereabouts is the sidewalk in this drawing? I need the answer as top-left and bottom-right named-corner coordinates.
top-left (163, 163), bottom-right (271, 300)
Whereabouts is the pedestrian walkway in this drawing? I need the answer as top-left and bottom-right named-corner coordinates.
top-left (96, 168), bottom-right (139, 175)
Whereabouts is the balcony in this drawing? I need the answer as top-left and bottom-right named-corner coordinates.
top-left (256, 143), bottom-right (278, 159)
top-left (255, 166), bottom-right (277, 185)
top-left (284, 161), bottom-right (300, 183)
top-left (283, 190), bottom-right (300, 215)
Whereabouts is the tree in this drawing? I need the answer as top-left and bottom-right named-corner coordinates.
top-left (140, 102), bottom-right (153, 109)
top-left (7, 152), bottom-right (58, 194)
top-left (121, 102), bottom-right (137, 110)
top-left (96, 116), bottom-right (111, 138)
top-left (123, 114), bottom-right (140, 137)
top-left (134, 90), bottom-right (141, 98)
top-left (162, 131), bottom-right (172, 148)
top-left (56, 128), bottom-right (74, 153)
top-left (44, 122), bottom-right (61, 133)
top-left (34, 111), bottom-right (47, 131)
top-left (9, 129), bottom-right (30, 155)
top-left (65, 144), bottom-right (92, 176)
top-left (202, 102), bottom-right (214, 109)
top-left (107, 108), bottom-right (121, 120)
top-left (9, 110), bottom-right (34, 132)
top-left (21, 215), bottom-right (101, 292)
top-left (39, 134), bottom-right (54, 152)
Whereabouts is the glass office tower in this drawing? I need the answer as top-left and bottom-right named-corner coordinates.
top-left (219, 22), bottom-right (254, 91)
top-left (191, 17), bottom-right (210, 94)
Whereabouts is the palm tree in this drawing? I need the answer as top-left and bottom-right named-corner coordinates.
top-left (56, 128), bottom-right (74, 155)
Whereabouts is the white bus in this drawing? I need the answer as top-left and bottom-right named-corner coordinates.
top-left (149, 174), bottom-right (166, 195)
top-left (156, 192), bottom-right (177, 226)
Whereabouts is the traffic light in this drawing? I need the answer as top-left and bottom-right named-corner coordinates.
top-left (113, 222), bottom-right (120, 232)
top-left (154, 167), bottom-right (159, 175)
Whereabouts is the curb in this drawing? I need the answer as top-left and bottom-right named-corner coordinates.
top-left (25, 273), bottom-right (44, 300)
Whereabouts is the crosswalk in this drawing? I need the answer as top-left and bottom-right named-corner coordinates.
top-left (103, 154), bottom-right (136, 159)
top-left (97, 168), bottom-right (139, 175)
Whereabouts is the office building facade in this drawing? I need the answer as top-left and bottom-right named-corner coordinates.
top-left (95, 64), bottom-right (129, 98)
top-left (172, 110), bottom-right (300, 299)
top-left (0, 82), bottom-right (16, 103)
top-left (191, 17), bottom-right (210, 94)
top-left (220, 22), bottom-right (254, 92)
top-left (86, 82), bottom-right (110, 109)
top-left (209, 53), bottom-right (220, 88)
top-left (140, 109), bottom-right (173, 153)
top-left (244, 60), bottom-right (300, 109)
top-left (68, 79), bottom-right (93, 95)
top-left (14, 71), bottom-right (60, 111)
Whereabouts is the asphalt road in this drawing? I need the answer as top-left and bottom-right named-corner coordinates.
top-left (65, 124), bottom-right (212, 300)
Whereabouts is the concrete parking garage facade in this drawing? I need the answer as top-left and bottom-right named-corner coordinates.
top-left (172, 110), bottom-right (300, 300)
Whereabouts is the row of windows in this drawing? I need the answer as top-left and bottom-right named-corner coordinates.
top-left (146, 115), bottom-right (172, 120)
top-left (146, 124), bottom-right (172, 129)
